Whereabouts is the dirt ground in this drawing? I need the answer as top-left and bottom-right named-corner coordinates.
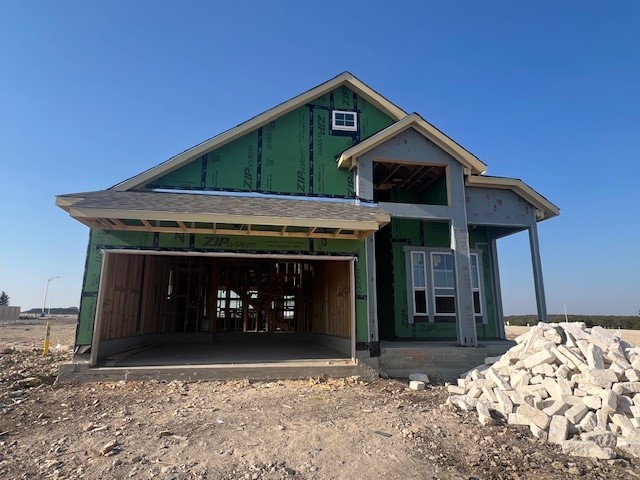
top-left (1, 319), bottom-right (639, 479)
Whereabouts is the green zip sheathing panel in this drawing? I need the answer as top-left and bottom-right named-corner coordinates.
top-left (148, 86), bottom-right (395, 197)
top-left (375, 219), bottom-right (499, 340)
top-left (388, 176), bottom-right (448, 206)
top-left (76, 229), bottom-right (368, 346)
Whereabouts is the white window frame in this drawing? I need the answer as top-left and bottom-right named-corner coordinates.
top-left (470, 252), bottom-right (483, 317)
top-left (430, 251), bottom-right (456, 317)
top-left (410, 251), bottom-right (428, 317)
top-left (331, 110), bottom-right (358, 132)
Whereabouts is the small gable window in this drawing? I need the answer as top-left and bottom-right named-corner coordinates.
top-left (332, 110), bottom-right (358, 132)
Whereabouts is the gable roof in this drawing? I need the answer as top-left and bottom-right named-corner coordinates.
top-left (337, 113), bottom-right (488, 175)
top-left (112, 72), bottom-right (408, 192)
top-left (465, 175), bottom-right (560, 221)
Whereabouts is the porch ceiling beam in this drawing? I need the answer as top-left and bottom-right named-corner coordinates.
top-left (398, 165), bottom-right (427, 189)
top-left (378, 163), bottom-right (403, 186)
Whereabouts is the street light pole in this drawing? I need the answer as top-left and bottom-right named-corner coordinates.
top-left (42, 276), bottom-right (60, 318)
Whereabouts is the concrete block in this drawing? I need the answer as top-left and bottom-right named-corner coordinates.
top-left (510, 371), bottom-right (531, 389)
top-left (610, 413), bottom-right (634, 432)
top-left (550, 347), bottom-right (577, 371)
top-left (507, 412), bottom-right (530, 426)
top-left (530, 423), bottom-right (548, 440)
top-left (486, 368), bottom-right (511, 390)
top-left (543, 400), bottom-right (572, 417)
top-left (447, 395), bottom-right (477, 411)
top-left (617, 438), bottom-right (640, 458)
top-left (581, 431), bottom-right (616, 448)
top-left (467, 387), bottom-right (482, 399)
top-left (625, 369), bottom-right (640, 382)
top-left (582, 395), bottom-right (602, 410)
top-left (565, 403), bottom-right (589, 424)
top-left (523, 349), bottom-right (557, 370)
top-left (613, 381), bottom-right (640, 395)
top-left (530, 374), bottom-right (543, 385)
top-left (517, 402), bottom-right (551, 430)
top-left (556, 345), bottom-right (588, 371)
top-left (555, 364), bottom-right (571, 379)
top-left (600, 390), bottom-right (618, 414)
top-left (481, 386), bottom-right (497, 403)
top-left (409, 373), bottom-right (429, 383)
top-left (531, 363), bottom-right (555, 376)
top-left (548, 415), bottom-right (569, 444)
top-left (447, 385), bottom-right (466, 395)
top-left (590, 326), bottom-right (617, 350)
top-left (409, 380), bottom-right (426, 391)
top-left (476, 400), bottom-right (494, 426)
top-left (586, 343), bottom-right (605, 370)
top-left (561, 440), bottom-right (616, 459)
top-left (578, 411), bottom-right (597, 432)
top-left (596, 409), bottom-right (609, 431)
top-left (588, 369), bottom-right (619, 389)
top-left (494, 388), bottom-right (513, 416)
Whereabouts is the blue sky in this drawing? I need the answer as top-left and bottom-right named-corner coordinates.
top-left (1, 1), bottom-right (638, 315)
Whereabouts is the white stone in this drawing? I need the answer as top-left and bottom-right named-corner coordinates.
top-left (586, 343), bottom-right (605, 370)
top-left (507, 412), bottom-right (530, 426)
top-left (581, 431), bottom-right (617, 447)
top-left (517, 402), bottom-right (551, 430)
top-left (590, 326), bottom-right (617, 350)
top-left (561, 440), bottom-right (616, 459)
top-left (550, 347), bottom-right (577, 370)
top-left (548, 415), bottom-right (569, 444)
top-left (629, 405), bottom-right (640, 419)
top-left (555, 364), bottom-right (571, 379)
top-left (448, 395), bottom-right (477, 411)
top-left (556, 345), bottom-right (588, 372)
top-left (447, 385), bottom-right (466, 395)
top-left (610, 413), bottom-right (634, 433)
top-left (596, 409), bottom-right (609, 430)
top-left (530, 374), bottom-right (544, 385)
top-left (467, 387), bottom-right (482, 399)
top-left (582, 395), bottom-right (602, 410)
top-left (565, 403), bottom-right (589, 424)
top-left (494, 388), bottom-right (513, 416)
top-left (510, 371), bottom-right (531, 389)
top-left (486, 368), bottom-right (511, 390)
top-left (613, 381), bottom-right (640, 395)
top-left (588, 369), bottom-right (618, 389)
top-left (530, 423), bottom-right (548, 440)
top-left (523, 349), bottom-right (556, 370)
top-left (578, 411), bottom-right (597, 432)
top-left (600, 389), bottom-right (618, 414)
top-left (617, 438), bottom-right (640, 458)
top-left (543, 400), bottom-right (572, 417)
top-left (476, 401), bottom-right (494, 426)
top-left (625, 369), bottom-right (640, 382)
top-left (481, 386), bottom-right (497, 403)
top-left (409, 373), bottom-right (430, 384)
top-left (409, 380), bottom-right (426, 391)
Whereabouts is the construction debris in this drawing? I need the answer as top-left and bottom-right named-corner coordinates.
top-left (446, 322), bottom-right (640, 459)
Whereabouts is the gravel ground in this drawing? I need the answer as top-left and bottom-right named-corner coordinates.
top-left (0, 319), bottom-right (638, 479)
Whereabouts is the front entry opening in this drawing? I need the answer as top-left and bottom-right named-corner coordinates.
top-left (93, 253), bottom-right (353, 366)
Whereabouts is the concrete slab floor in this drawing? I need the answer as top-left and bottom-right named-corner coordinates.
top-left (104, 337), bottom-right (350, 367)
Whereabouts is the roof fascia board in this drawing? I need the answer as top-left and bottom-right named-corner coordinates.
top-left (466, 176), bottom-right (560, 220)
top-left (112, 73), bottom-right (407, 192)
top-left (67, 206), bottom-right (387, 231)
top-left (337, 114), bottom-right (488, 174)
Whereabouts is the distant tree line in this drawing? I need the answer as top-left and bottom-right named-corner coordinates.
top-left (25, 307), bottom-right (79, 315)
top-left (506, 314), bottom-right (640, 330)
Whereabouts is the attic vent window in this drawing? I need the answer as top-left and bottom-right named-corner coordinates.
top-left (332, 110), bottom-right (358, 132)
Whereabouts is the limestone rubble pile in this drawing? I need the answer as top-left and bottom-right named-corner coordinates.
top-left (446, 322), bottom-right (640, 459)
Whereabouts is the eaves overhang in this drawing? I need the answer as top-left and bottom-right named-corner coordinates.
top-left (56, 190), bottom-right (390, 240)
top-left (465, 175), bottom-right (560, 221)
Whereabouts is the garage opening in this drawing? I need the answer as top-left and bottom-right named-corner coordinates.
top-left (92, 251), bottom-right (355, 367)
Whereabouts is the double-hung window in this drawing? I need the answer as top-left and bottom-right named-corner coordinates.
top-left (431, 252), bottom-right (456, 317)
top-left (410, 251), bottom-right (428, 317)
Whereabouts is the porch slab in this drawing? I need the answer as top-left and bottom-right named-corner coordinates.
top-left (378, 339), bottom-right (516, 380)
